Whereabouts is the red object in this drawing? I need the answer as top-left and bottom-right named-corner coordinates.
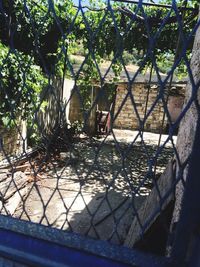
top-left (96, 111), bottom-right (111, 134)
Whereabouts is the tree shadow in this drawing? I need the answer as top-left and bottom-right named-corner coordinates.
top-left (68, 189), bottom-right (146, 245)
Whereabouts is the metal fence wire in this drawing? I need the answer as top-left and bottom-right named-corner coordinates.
top-left (0, 0), bottom-right (200, 266)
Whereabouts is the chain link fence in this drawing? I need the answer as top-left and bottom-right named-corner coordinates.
top-left (0, 0), bottom-right (200, 265)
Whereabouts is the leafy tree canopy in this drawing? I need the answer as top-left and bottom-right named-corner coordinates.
top-left (0, 0), bottom-right (199, 130)
top-left (0, 0), bottom-right (198, 73)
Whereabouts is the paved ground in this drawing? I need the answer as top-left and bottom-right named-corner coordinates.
top-left (13, 129), bottom-right (176, 245)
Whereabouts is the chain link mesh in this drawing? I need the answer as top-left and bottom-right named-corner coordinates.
top-left (0, 0), bottom-right (199, 259)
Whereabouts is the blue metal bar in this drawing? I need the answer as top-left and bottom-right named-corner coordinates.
top-left (0, 216), bottom-right (169, 267)
top-left (0, 228), bottom-right (131, 267)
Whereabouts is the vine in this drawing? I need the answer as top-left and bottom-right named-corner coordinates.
top-left (0, 0), bottom-right (198, 141)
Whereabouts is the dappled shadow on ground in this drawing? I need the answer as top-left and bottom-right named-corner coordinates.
top-left (13, 132), bottom-right (175, 244)
top-left (69, 190), bottom-right (145, 245)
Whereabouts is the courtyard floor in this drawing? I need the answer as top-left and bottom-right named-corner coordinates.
top-left (1, 129), bottom-right (176, 245)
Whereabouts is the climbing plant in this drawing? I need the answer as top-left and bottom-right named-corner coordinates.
top-left (1, 0), bottom-right (198, 74)
top-left (0, 42), bottom-right (47, 128)
top-left (0, 0), bottom-right (198, 129)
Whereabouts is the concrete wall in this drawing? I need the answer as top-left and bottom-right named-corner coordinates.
top-left (38, 78), bottom-right (62, 135)
top-left (38, 78), bottom-right (74, 134)
top-left (63, 79), bottom-right (74, 124)
top-left (69, 89), bottom-right (84, 123)
top-left (114, 82), bottom-right (186, 133)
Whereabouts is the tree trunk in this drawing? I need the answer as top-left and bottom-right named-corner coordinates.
top-left (168, 6), bottom-right (200, 256)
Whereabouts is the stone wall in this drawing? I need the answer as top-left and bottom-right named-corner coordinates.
top-left (114, 82), bottom-right (186, 133)
top-left (0, 120), bottom-right (26, 160)
top-left (38, 79), bottom-right (186, 135)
